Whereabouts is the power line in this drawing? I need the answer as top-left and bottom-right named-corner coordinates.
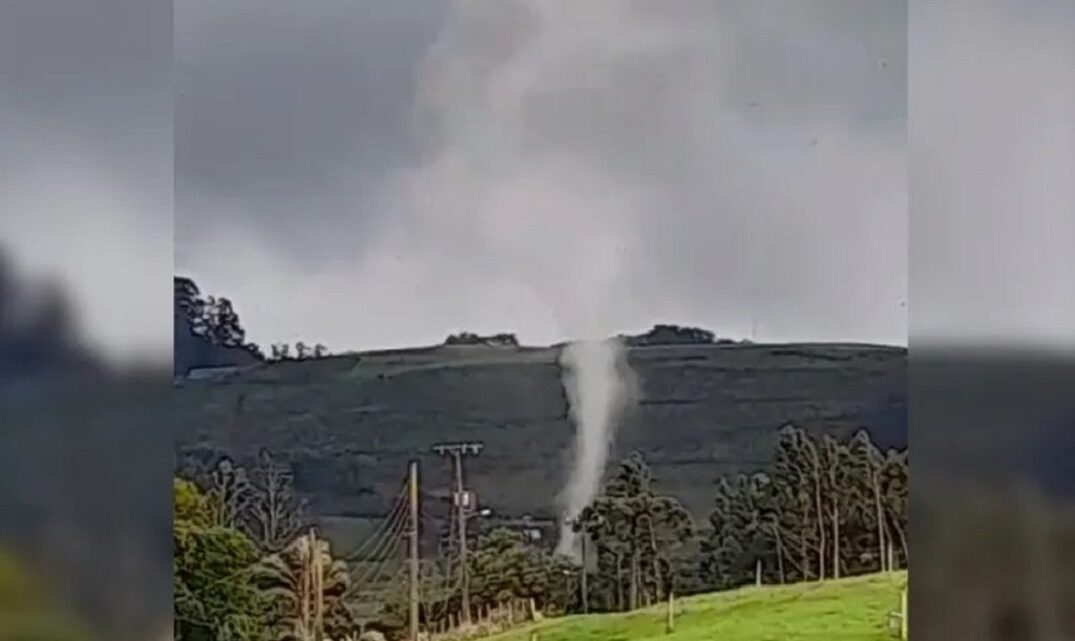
top-left (353, 536), bottom-right (403, 586)
top-left (423, 559), bottom-right (464, 623)
top-left (350, 506), bottom-right (408, 586)
top-left (343, 482), bottom-right (408, 562)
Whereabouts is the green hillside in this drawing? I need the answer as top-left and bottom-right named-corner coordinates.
top-left (491, 572), bottom-right (906, 641)
top-left (174, 341), bottom-right (906, 541)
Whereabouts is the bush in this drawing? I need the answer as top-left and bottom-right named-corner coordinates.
top-left (626, 324), bottom-right (717, 346)
top-left (444, 332), bottom-right (519, 347)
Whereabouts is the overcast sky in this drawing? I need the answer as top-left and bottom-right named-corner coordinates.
top-left (3, 1), bottom-right (1070, 360)
top-left (175, 0), bottom-right (908, 352)
top-left (910, 0), bottom-right (1074, 350)
top-left (0, 0), bottom-right (172, 362)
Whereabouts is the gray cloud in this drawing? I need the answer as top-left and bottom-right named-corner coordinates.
top-left (176, 0), bottom-right (447, 264)
top-left (0, 0), bottom-right (1066, 371)
top-left (911, 0), bottom-right (1075, 348)
top-left (0, 0), bottom-right (172, 363)
top-left (178, 0), bottom-right (908, 351)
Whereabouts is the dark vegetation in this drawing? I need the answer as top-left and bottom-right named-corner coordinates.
top-left (0, 253), bottom-right (97, 387)
top-left (269, 342), bottom-right (330, 361)
top-left (570, 427), bottom-right (907, 612)
top-left (700, 426), bottom-right (908, 588)
top-left (175, 459), bottom-right (576, 640)
top-left (444, 332), bottom-right (520, 347)
top-left (175, 277), bottom-right (263, 376)
top-left (174, 426), bottom-right (906, 640)
top-left (174, 455), bottom-right (356, 641)
top-left (621, 324), bottom-right (746, 347)
top-left (176, 277), bottom-right (334, 370)
top-left (575, 453), bottom-right (694, 611)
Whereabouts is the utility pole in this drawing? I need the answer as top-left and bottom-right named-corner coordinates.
top-left (580, 533), bottom-right (589, 614)
top-left (408, 461), bottom-right (420, 641)
top-left (664, 561), bottom-right (676, 635)
top-left (432, 441), bottom-right (483, 626)
top-left (300, 531), bottom-right (312, 641)
top-left (666, 590), bottom-right (675, 634)
top-left (900, 587), bottom-right (908, 640)
top-left (311, 528), bottom-right (324, 641)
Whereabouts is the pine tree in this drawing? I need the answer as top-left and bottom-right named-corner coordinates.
top-left (578, 452), bottom-right (692, 611)
top-left (704, 426), bottom-right (908, 590)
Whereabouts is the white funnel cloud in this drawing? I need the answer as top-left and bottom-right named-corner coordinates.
top-left (556, 337), bottom-right (634, 559)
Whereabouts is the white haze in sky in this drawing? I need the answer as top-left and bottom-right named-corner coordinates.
top-left (402, 3), bottom-right (658, 546)
top-left (176, 0), bottom-right (908, 353)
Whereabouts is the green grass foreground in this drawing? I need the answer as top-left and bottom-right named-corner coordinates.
top-left (490, 572), bottom-right (907, 641)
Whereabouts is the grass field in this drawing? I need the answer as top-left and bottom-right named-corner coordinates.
top-left (489, 572), bottom-right (907, 641)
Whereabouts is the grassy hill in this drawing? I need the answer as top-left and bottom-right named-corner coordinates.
top-left (174, 341), bottom-right (905, 545)
top-left (491, 572), bottom-right (907, 641)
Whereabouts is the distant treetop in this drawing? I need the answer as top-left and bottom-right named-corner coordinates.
top-left (624, 324), bottom-right (720, 346)
top-left (444, 331), bottom-right (520, 348)
top-left (174, 276), bottom-right (263, 375)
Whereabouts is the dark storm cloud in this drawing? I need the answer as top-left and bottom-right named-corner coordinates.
top-left (0, 0), bottom-right (172, 361)
top-left (176, 0), bottom-right (448, 262)
top-left (177, 0), bottom-right (908, 351)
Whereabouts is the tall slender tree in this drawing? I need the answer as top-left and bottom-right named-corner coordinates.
top-left (247, 450), bottom-right (307, 552)
top-left (256, 530), bottom-right (352, 641)
top-left (578, 452), bottom-right (692, 611)
top-left (208, 457), bottom-right (255, 531)
top-left (704, 426), bottom-right (907, 589)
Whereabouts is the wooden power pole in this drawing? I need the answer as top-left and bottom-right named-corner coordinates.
top-left (408, 460), bottom-right (420, 641)
top-left (666, 590), bottom-right (675, 634)
top-left (900, 588), bottom-right (908, 640)
top-left (300, 531), bottom-right (312, 641)
top-left (432, 441), bottom-right (483, 625)
top-left (580, 533), bottom-right (589, 614)
top-left (311, 529), bottom-right (324, 641)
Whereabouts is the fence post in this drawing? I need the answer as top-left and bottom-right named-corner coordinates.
top-left (666, 590), bottom-right (675, 634)
top-left (900, 588), bottom-right (908, 640)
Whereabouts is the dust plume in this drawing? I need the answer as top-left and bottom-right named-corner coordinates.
top-left (556, 338), bottom-right (634, 559)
